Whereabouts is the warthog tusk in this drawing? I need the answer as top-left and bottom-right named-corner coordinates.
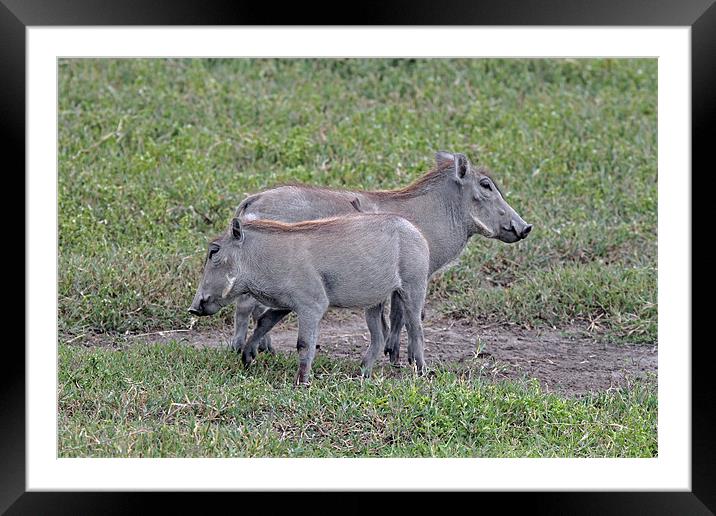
top-left (472, 215), bottom-right (494, 237)
top-left (222, 274), bottom-right (237, 298)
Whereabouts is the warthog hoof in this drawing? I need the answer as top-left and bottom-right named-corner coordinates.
top-left (294, 374), bottom-right (311, 387)
top-left (257, 335), bottom-right (273, 353)
top-left (295, 364), bottom-right (311, 386)
top-left (384, 341), bottom-right (400, 366)
top-left (230, 338), bottom-right (244, 353)
top-left (360, 364), bottom-right (373, 378)
top-left (241, 347), bottom-right (256, 367)
top-left (389, 350), bottom-right (400, 366)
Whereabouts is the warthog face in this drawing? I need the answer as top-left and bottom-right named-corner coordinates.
top-left (439, 151), bottom-right (532, 244)
top-left (188, 219), bottom-right (243, 317)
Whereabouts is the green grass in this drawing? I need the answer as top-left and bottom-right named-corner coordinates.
top-left (58, 58), bottom-right (657, 342)
top-left (59, 342), bottom-right (657, 458)
top-left (441, 262), bottom-right (657, 342)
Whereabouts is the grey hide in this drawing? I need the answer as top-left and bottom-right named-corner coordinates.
top-left (188, 213), bottom-right (430, 385)
top-left (232, 151), bottom-right (531, 364)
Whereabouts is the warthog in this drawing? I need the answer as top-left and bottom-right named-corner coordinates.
top-left (229, 151), bottom-right (532, 365)
top-left (188, 214), bottom-right (430, 384)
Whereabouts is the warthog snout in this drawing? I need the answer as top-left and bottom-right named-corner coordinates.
top-left (189, 291), bottom-right (223, 316)
top-left (516, 221), bottom-right (533, 239)
top-left (188, 295), bottom-right (209, 316)
top-left (502, 219), bottom-right (533, 241)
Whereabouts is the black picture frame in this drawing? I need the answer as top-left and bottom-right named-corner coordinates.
top-left (6, 0), bottom-right (712, 513)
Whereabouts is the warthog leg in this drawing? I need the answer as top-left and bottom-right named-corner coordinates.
top-left (242, 308), bottom-right (290, 367)
top-left (231, 294), bottom-right (257, 352)
top-left (384, 291), bottom-right (404, 366)
top-left (231, 294), bottom-right (273, 353)
top-left (399, 285), bottom-right (427, 375)
top-left (360, 304), bottom-right (387, 378)
top-left (251, 304), bottom-right (273, 353)
top-left (295, 306), bottom-right (327, 386)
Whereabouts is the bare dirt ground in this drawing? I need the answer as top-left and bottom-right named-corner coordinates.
top-left (73, 305), bottom-right (657, 397)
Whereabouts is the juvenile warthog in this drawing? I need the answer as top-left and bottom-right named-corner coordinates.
top-left (188, 214), bottom-right (430, 384)
top-left (229, 151), bottom-right (532, 364)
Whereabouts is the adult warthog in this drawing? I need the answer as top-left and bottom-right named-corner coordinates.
top-left (231, 151), bottom-right (532, 364)
top-left (188, 214), bottom-right (430, 384)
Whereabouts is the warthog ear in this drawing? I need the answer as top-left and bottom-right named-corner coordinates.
top-left (231, 217), bottom-right (244, 241)
top-left (455, 153), bottom-right (468, 179)
top-left (436, 151), bottom-right (469, 180)
top-left (435, 151), bottom-right (455, 169)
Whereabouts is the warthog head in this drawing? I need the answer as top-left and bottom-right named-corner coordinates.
top-left (188, 218), bottom-right (244, 316)
top-left (436, 151), bottom-right (532, 243)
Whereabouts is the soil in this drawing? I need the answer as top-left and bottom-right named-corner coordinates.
top-left (71, 304), bottom-right (657, 397)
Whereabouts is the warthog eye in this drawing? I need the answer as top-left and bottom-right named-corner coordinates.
top-left (480, 179), bottom-right (492, 190)
top-left (208, 244), bottom-right (220, 260)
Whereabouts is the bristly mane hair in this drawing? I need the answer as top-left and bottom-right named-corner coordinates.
top-left (368, 161), bottom-right (454, 198)
top-left (237, 157), bottom-right (504, 201)
top-left (241, 213), bottom-right (395, 234)
top-left (368, 161), bottom-right (504, 198)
